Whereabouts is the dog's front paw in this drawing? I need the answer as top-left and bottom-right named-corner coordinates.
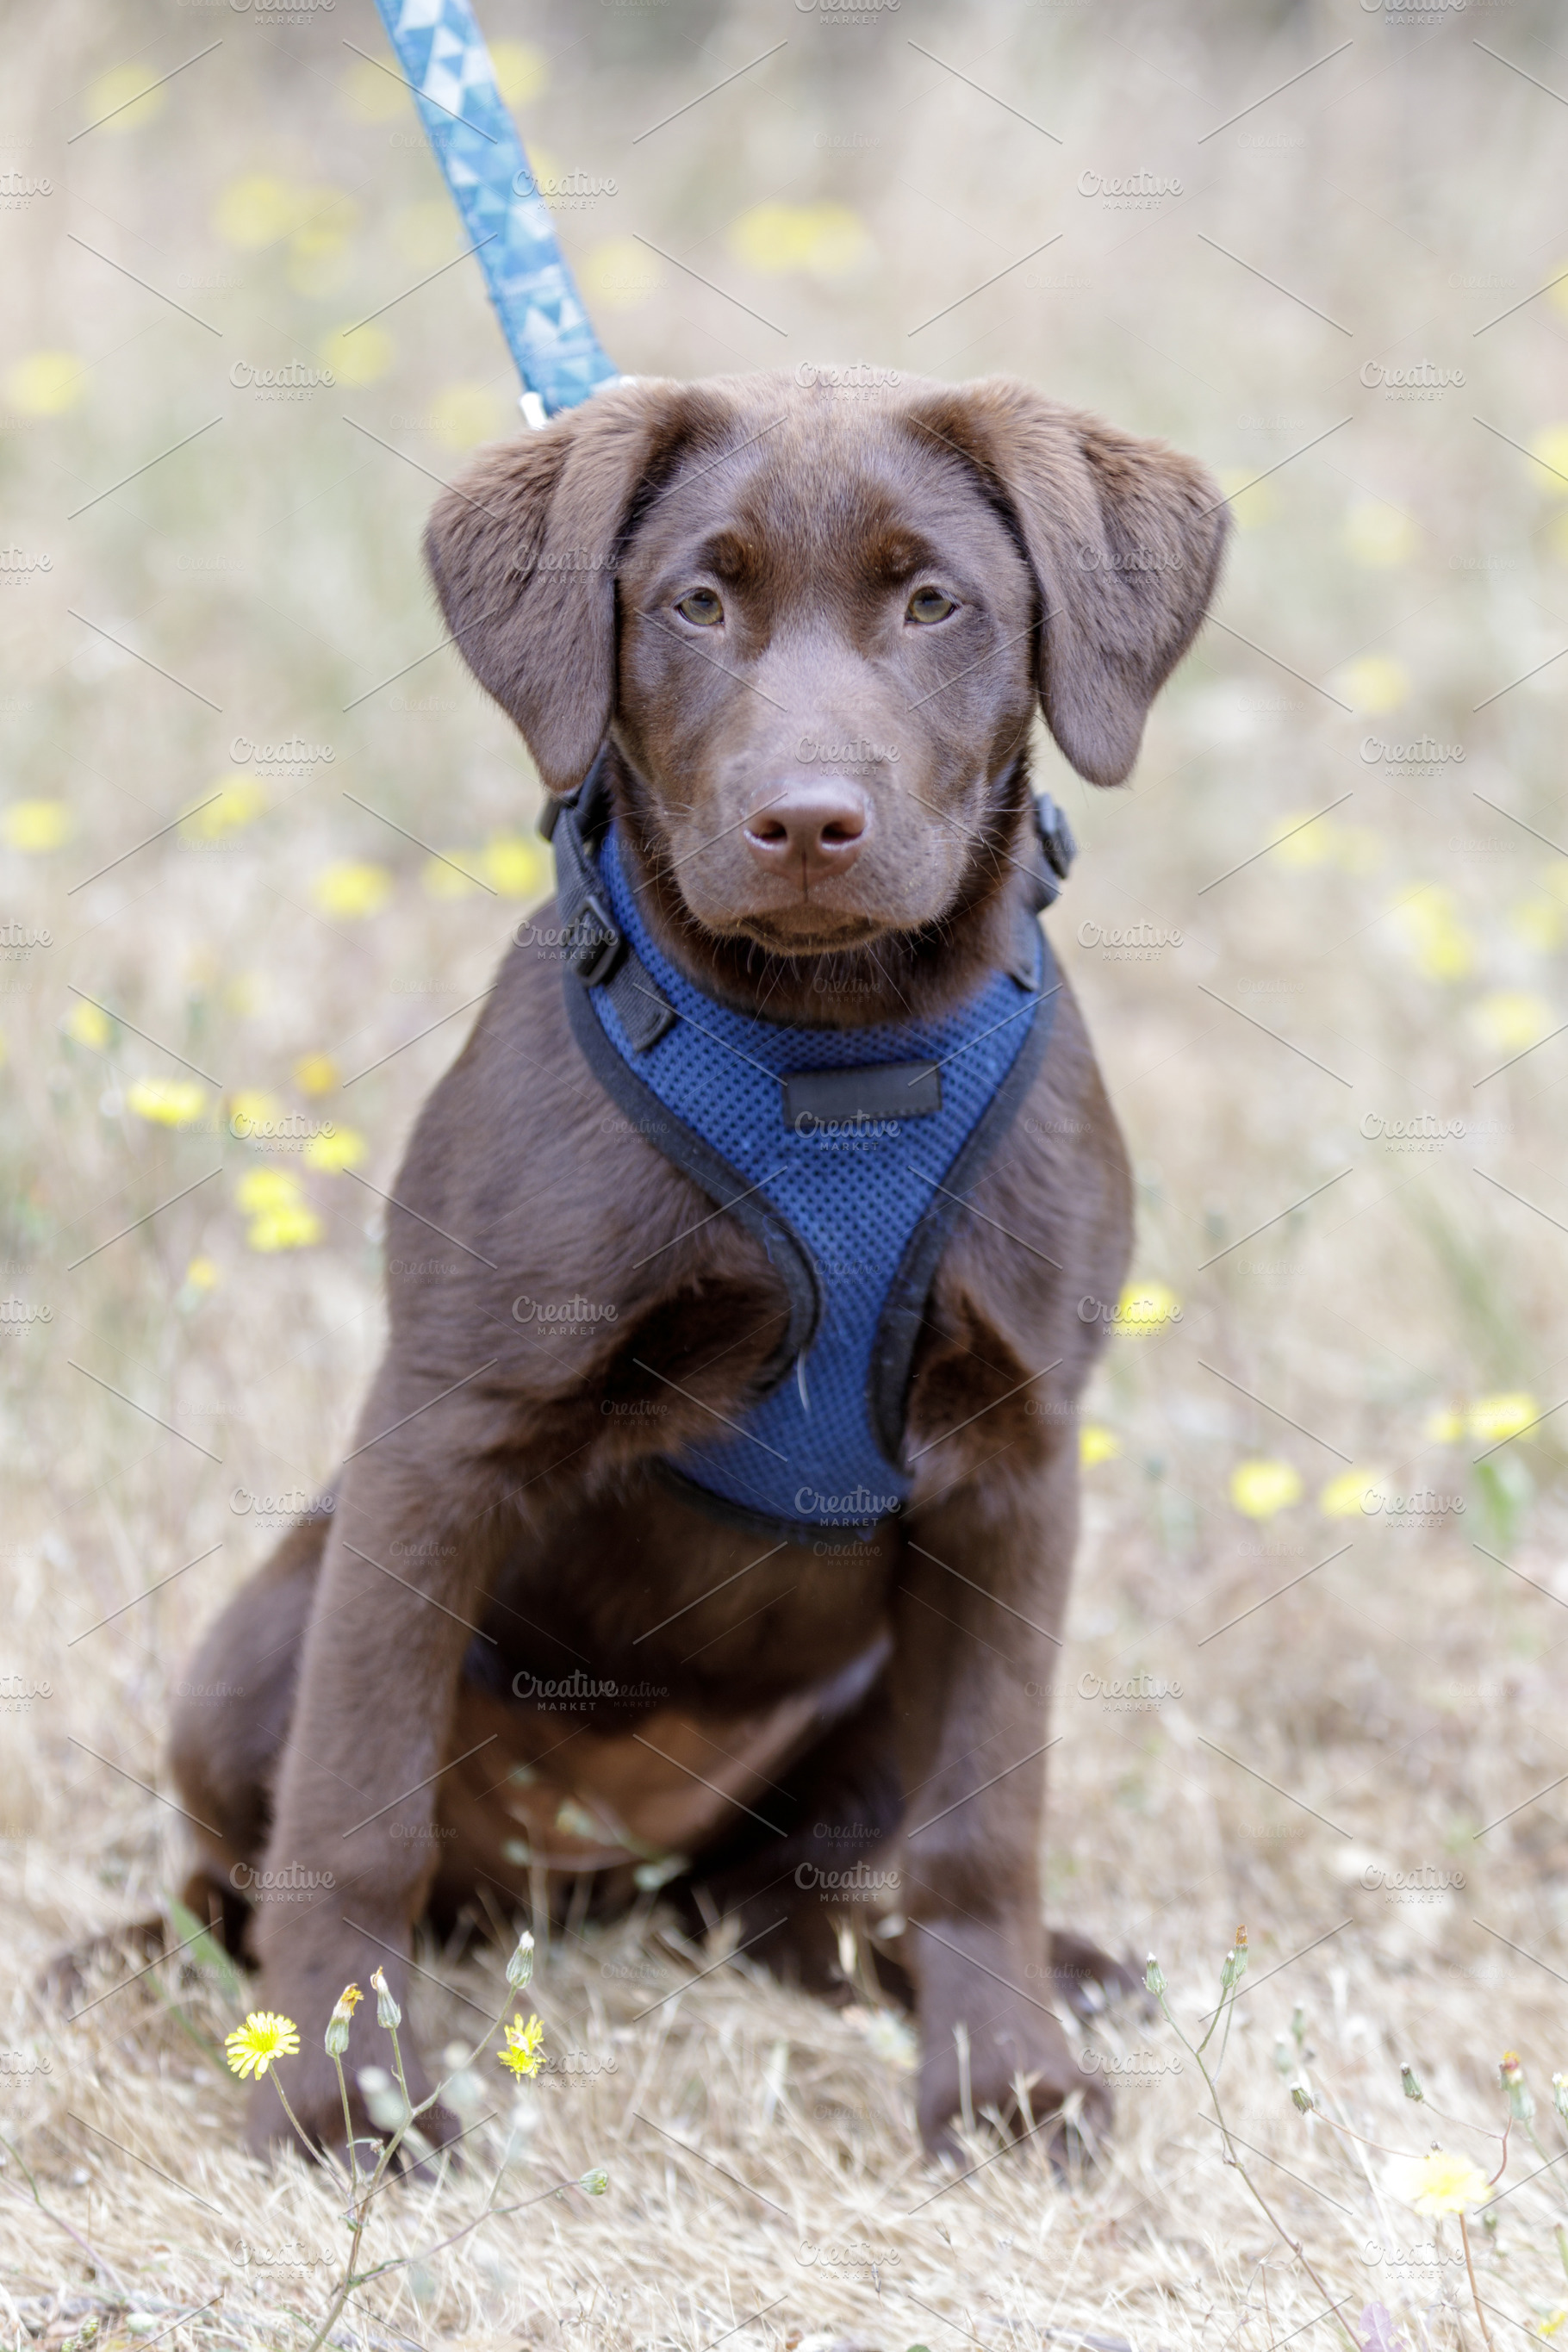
top-left (1047, 1926), bottom-right (1145, 2022)
top-left (912, 1917), bottom-right (1110, 2162)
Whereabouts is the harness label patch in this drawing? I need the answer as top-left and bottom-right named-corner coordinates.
top-left (781, 1062), bottom-right (942, 1131)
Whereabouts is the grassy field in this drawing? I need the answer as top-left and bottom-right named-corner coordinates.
top-left (4, 0), bottom-right (1568, 2343)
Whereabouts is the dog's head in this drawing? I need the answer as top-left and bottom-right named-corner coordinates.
top-left (426, 371), bottom-right (1228, 965)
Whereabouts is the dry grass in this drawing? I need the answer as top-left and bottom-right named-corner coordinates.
top-left (5, 0), bottom-right (1568, 2343)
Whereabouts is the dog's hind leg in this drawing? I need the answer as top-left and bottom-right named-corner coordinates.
top-left (167, 1502), bottom-right (334, 1958)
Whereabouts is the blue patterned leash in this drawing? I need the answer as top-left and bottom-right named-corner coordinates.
top-left (371, 0), bottom-right (619, 420)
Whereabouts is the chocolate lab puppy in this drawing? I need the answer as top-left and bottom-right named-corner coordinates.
top-left (170, 370), bottom-right (1227, 2159)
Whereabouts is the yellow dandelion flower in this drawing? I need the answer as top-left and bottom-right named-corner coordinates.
top-left (1391, 885), bottom-right (1476, 982)
top-left (1469, 1392), bottom-right (1538, 1445)
top-left (320, 324), bottom-right (394, 387)
top-left (246, 1202), bottom-right (323, 1253)
top-left (423, 852), bottom-right (485, 899)
top-left (1115, 1279), bottom-right (1181, 1334)
top-left (227, 1089), bottom-right (283, 1136)
top-left (85, 64), bottom-right (165, 133)
top-left (1529, 424), bottom-right (1568, 494)
top-left (1080, 1424), bottom-right (1120, 1466)
top-left (3, 799), bottom-right (72, 852)
top-left (482, 833), bottom-right (551, 900)
top-left (428, 382), bottom-right (510, 452)
top-left (1319, 1467), bottom-right (1378, 1518)
top-left (214, 174), bottom-right (302, 249)
top-left (1473, 992), bottom-right (1552, 1054)
top-left (236, 1168), bottom-right (302, 1215)
top-left (224, 972), bottom-right (265, 1019)
top-left (340, 56), bottom-right (408, 122)
top-left (491, 39), bottom-right (547, 106)
top-left (580, 237), bottom-right (661, 314)
top-left (1538, 2311), bottom-right (1568, 2339)
top-left (1386, 2146), bottom-right (1492, 2214)
top-left (1345, 501), bottom-right (1416, 568)
top-left (1229, 1459), bottom-right (1303, 1520)
top-left (64, 999), bottom-right (112, 1051)
top-left (1216, 470), bottom-right (1277, 531)
top-left (1336, 654), bottom-right (1409, 715)
top-left (127, 1077), bottom-right (208, 1128)
top-left (728, 201), bottom-right (873, 280)
top-left (303, 1125), bottom-right (364, 1173)
top-left (184, 778), bottom-right (264, 840)
top-left (1332, 824), bottom-right (1384, 878)
top-left (1508, 894), bottom-right (1565, 954)
top-left (1425, 1406), bottom-right (1465, 1444)
top-left (294, 1053), bottom-right (339, 1097)
top-left (287, 188), bottom-right (358, 296)
top-left (1272, 812), bottom-right (1335, 870)
top-left (292, 186), bottom-right (358, 255)
top-left (5, 352), bottom-right (85, 417)
top-left (225, 2010), bottom-right (300, 2079)
top-left (499, 2012), bottom-right (546, 2078)
top-left (311, 861), bottom-right (392, 920)
top-left (184, 1257), bottom-right (221, 1292)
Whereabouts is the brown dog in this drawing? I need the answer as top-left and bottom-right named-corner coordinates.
top-left (169, 370), bottom-right (1227, 2159)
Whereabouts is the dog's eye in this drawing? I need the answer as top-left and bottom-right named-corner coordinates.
top-left (906, 587), bottom-right (956, 625)
top-left (675, 588), bottom-right (724, 626)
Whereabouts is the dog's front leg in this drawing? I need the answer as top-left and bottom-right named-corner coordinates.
top-left (893, 1446), bottom-right (1100, 2159)
top-left (245, 1361), bottom-right (505, 2158)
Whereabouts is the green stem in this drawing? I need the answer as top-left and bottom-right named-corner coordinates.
top-left (1156, 1988), bottom-right (1357, 2352)
top-left (330, 2048), bottom-right (363, 2199)
top-left (1459, 2213), bottom-right (1496, 2352)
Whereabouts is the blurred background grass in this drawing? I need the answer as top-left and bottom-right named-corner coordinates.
top-left (5, 0), bottom-right (1568, 2337)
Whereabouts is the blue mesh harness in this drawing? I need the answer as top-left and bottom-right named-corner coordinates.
top-left (547, 760), bottom-right (1074, 1545)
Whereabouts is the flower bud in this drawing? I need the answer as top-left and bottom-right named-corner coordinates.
top-left (370, 1966), bottom-right (401, 2031)
top-left (507, 1930), bottom-right (535, 1991)
top-left (578, 2166), bottom-right (609, 2195)
top-left (1552, 2074), bottom-right (1568, 2126)
top-left (1220, 1931), bottom-right (1248, 1994)
top-left (1144, 1954), bottom-right (1166, 1998)
top-left (1291, 2081), bottom-right (1315, 2113)
top-left (325, 1982), bottom-right (362, 2056)
top-left (1499, 2050), bottom-right (1534, 2121)
top-left (1400, 2063), bottom-right (1423, 2101)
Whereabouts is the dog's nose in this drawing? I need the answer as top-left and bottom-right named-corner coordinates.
top-left (744, 779), bottom-right (869, 880)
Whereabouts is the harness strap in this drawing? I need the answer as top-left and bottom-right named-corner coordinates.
top-left (543, 767), bottom-right (1074, 1528)
top-left (545, 753), bottom-right (678, 1052)
top-left (549, 757), bottom-right (821, 1383)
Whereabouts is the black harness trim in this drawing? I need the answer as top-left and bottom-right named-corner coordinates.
top-left (547, 754), bottom-right (1074, 1541)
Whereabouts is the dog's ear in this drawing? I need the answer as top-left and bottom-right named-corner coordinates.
top-left (907, 381), bottom-right (1230, 787)
top-left (424, 379), bottom-right (696, 793)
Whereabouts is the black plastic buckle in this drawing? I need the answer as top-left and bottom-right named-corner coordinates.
top-left (563, 891), bottom-right (623, 986)
top-left (1035, 793), bottom-right (1077, 884)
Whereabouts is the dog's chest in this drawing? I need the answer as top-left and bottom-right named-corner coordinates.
top-left (437, 1637), bottom-right (887, 1876)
